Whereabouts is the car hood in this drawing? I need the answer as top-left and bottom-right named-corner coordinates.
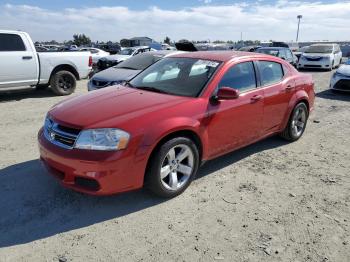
top-left (49, 86), bottom-right (191, 129)
top-left (336, 64), bottom-right (350, 76)
top-left (104, 54), bottom-right (130, 62)
top-left (92, 67), bottom-right (141, 82)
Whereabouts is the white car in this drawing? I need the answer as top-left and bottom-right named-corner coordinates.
top-left (330, 60), bottom-right (350, 92)
top-left (79, 47), bottom-right (110, 64)
top-left (0, 30), bottom-right (92, 95)
top-left (298, 44), bottom-right (342, 71)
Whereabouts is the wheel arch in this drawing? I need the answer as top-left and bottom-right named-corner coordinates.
top-left (143, 129), bottom-right (204, 185)
top-left (280, 91), bottom-right (310, 131)
top-left (50, 64), bottom-right (80, 81)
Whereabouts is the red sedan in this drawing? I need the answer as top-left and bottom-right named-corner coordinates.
top-left (38, 51), bottom-right (314, 197)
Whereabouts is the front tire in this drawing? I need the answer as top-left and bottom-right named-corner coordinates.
top-left (50, 70), bottom-right (76, 96)
top-left (146, 137), bottom-right (200, 198)
top-left (280, 102), bottom-right (309, 141)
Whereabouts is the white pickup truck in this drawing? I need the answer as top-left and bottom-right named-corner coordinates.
top-left (0, 30), bottom-right (92, 95)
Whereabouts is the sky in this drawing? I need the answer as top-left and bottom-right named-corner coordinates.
top-left (0, 0), bottom-right (349, 42)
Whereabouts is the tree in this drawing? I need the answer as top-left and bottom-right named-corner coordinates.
top-left (72, 34), bottom-right (91, 46)
top-left (164, 36), bottom-right (171, 45)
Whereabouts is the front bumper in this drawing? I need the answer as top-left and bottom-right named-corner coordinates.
top-left (38, 128), bottom-right (147, 195)
top-left (330, 73), bottom-right (350, 92)
top-left (298, 58), bottom-right (332, 69)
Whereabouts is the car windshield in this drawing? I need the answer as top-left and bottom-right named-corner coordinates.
top-left (128, 57), bottom-right (221, 97)
top-left (115, 53), bottom-right (163, 70)
top-left (119, 48), bottom-right (135, 55)
top-left (257, 49), bottom-right (279, 57)
top-left (305, 45), bottom-right (333, 54)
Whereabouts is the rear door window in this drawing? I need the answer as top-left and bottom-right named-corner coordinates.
top-left (218, 62), bottom-right (257, 92)
top-left (0, 34), bottom-right (26, 51)
top-left (257, 61), bottom-right (284, 86)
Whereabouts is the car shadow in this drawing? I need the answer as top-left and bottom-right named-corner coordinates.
top-left (0, 88), bottom-right (56, 102)
top-left (0, 136), bottom-right (287, 248)
top-left (316, 89), bottom-right (350, 102)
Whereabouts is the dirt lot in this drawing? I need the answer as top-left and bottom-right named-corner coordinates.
top-left (0, 69), bottom-right (349, 262)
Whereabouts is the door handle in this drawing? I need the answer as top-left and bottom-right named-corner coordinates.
top-left (250, 95), bottom-right (263, 102)
top-left (22, 56), bottom-right (33, 60)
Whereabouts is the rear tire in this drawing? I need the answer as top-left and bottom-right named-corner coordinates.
top-left (145, 137), bottom-right (199, 198)
top-left (50, 70), bottom-right (76, 96)
top-left (280, 102), bottom-right (308, 141)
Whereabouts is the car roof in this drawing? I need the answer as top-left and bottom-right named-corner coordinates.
top-left (0, 30), bottom-right (25, 34)
top-left (170, 51), bottom-right (267, 62)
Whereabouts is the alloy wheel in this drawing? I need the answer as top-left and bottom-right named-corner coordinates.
top-left (160, 144), bottom-right (194, 191)
top-left (291, 107), bottom-right (307, 137)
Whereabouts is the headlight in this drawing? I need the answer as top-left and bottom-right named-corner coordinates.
top-left (75, 128), bottom-right (130, 151)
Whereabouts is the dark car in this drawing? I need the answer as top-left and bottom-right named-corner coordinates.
top-left (88, 50), bottom-right (182, 91)
top-left (238, 45), bottom-right (262, 52)
top-left (96, 46), bottom-right (153, 71)
top-left (256, 47), bottom-right (298, 67)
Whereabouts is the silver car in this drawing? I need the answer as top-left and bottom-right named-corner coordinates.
top-left (330, 60), bottom-right (350, 92)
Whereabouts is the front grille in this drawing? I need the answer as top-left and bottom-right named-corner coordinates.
top-left (305, 57), bottom-right (323, 61)
top-left (44, 118), bottom-right (81, 149)
top-left (304, 65), bottom-right (322, 68)
top-left (334, 80), bottom-right (350, 91)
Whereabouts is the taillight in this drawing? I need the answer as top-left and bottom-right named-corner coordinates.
top-left (88, 56), bottom-right (92, 67)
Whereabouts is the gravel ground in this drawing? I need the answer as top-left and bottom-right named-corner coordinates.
top-left (0, 69), bottom-right (349, 262)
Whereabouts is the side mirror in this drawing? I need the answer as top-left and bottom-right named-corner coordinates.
top-left (215, 87), bottom-right (240, 100)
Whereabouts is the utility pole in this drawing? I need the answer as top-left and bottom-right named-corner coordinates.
top-left (296, 15), bottom-right (303, 42)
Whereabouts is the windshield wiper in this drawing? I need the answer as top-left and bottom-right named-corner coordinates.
top-left (123, 81), bottom-right (134, 88)
top-left (116, 66), bottom-right (137, 70)
top-left (136, 86), bottom-right (171, 94)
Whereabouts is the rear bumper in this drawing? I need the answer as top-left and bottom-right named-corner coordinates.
top-left (38, 128), bottom-right (147, 195)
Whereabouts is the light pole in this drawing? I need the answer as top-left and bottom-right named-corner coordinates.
top-left (296, 15), bottom-right (302, 42)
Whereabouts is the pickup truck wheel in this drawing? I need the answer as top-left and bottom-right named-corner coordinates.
top-left (50, 71), bottom-right (76, 96)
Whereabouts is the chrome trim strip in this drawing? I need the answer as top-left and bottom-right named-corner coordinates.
top-left (44, 118), bottom-right (80, 150)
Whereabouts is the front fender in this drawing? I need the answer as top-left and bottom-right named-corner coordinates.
top-left (137, 116), bottom-right (207, 159)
